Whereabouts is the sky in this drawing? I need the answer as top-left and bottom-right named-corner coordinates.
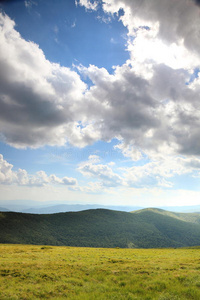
top-left (1, 0), bottom-right (200, 209)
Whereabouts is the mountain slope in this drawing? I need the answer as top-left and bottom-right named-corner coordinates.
top-left (1, 209), bottom-right (200, 248)
top-left (132, 208), bottom-right (200, 224)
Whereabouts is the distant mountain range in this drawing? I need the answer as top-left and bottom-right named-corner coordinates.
top-left (0, 207), bottom-right (9, 212)
top-left (1, 208), bottom-right (200, 248)
top-left (1, 203), bottom-right (200, 214)
top-left (0, 204), bottom-right (143, 214)
top-left (22, 204), bottom-right (143, 214)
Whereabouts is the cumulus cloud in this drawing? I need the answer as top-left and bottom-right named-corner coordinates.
top-left (0, 154), bottom-right (77, 187)
top-left (103, 0), bottom-right (200, 60)
top-left (80, 63), bottom-right (190, 156)
top-left (80, 63), bottom-right (160, 145)
top-left (2, 149), bottom-right (199, 191)
top-left (73, 0), bottom-right (200, 157)
top-left (78, 155), bottom-right (125, 187)
top-left (2, 0), bottom-right (200, 161)
top-left (0, 154), bottom-right (16, 184)
top-left (114, 142), bottom-right (143, 161)
top-left (100, 0), bottom-right (200, 83)
top-left (124, 155), bottom-right (200, 188)
top-left (78, 64), bottom-right (200, 159)
top-left (0, 12), bottom-right (88, 148)
top-left (74, 154), bottom-right (200, 191)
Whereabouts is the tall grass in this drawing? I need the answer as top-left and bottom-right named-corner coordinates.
top-left (0, 244), bottom-right (200, 299)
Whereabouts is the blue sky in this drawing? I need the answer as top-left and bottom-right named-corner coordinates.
top-left (1, 0), bottom-right (200, 209)
top-left (2, 0), bottom-right (128, 70)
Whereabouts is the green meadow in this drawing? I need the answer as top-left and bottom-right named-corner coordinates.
top-left (1, 245), bottom-right (200, 299)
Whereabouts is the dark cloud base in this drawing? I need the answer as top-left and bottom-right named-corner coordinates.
top-left (194, 0), bottom-right (200, 5)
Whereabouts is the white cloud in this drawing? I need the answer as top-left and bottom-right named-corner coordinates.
top-left (115, 142), bottom-right (143, 161)
top-left (2, 1), bottom-right (200, 172)
top-left (76, 0), bottom-right (99, 11)
top-left (78, 155), bottom-right (124, 187)
top-left (78, 57), bottom-right (200, 157)
top-left (0, 154), bottom-right (77, 187)
top-left (74, 153), bottom-right (200, 191)
top-left (100, 0), bottom-right (200, 83)
top-left (129, 29), bottom-right (200, 71)
top-left (88, 154), bottom-right (100, 163)
top-left (103, 0), bottom-right (200, 56)
top-left (74, 0), bottom-right (200, 158)
top-left (79, 63), bottom-right (159, 145)
top-left (0, 12), bottom-right (87, 149)
top-left (124, 156), bottom-right (200, 188)
top-left (0, 154), bottom-right (16, 184)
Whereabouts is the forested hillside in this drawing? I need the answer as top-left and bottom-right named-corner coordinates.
top-left (1, 209), bottom-right (200, 248)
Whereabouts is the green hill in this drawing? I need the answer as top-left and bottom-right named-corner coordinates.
top-left (132, 207), bottom-right (200, 224)
top-left (1, 208), bottom-right (200, 248)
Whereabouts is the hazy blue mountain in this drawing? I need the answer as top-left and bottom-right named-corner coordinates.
top-left (0, 207), bottom-right (9, 212)
top-left (160, 205), bottom-right (200, 213)
top-left (22, 204), bottom-right (143, 214)
top-left (1, 199), bottom-right (200, 214)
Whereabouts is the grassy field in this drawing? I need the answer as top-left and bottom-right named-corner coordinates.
top-left (1, 245), bottom-right (200, 299)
